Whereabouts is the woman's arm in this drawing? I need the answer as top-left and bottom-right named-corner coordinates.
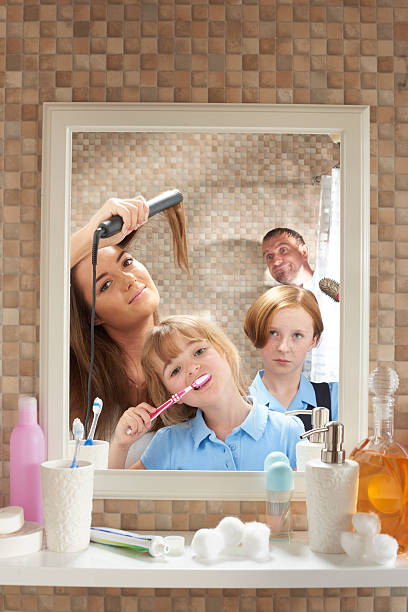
top-left (108, 443), bottom-right (130, 470)
top-left (71, 196), bottom-right (149, 268)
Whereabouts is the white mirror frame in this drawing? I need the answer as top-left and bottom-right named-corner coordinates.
top-left (40, 103), bottom-right (370, 500)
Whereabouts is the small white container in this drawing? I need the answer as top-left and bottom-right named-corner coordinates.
top-left (265, 460), bottom-right (294, 541)
top-left (0, 506), bottom-right (24, 534)
top-left (164, 535), bottom-right (185, 556)
top-left (303, 422), bottom-right (359, 554)
top-left (296, 440), bottom-right (325, 472)
top-left (0, 522), bottom-right (43, 558)
top-left (286, 407), bottom-right (330, 472)
top-left (66, 440), bottom-right (109, 469)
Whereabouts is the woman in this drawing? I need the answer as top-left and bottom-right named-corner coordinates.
top-left (70, 195), bottom-right (189, 446)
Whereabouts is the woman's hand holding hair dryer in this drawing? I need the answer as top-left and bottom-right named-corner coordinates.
top-left (71, 196), bottom-right (149, 268)
top-left (108, 402), bottom-right (156, 469)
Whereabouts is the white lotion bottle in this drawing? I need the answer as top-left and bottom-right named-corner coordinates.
top-left (302, 421), bottom-right (359, 554)
top-left (286, 407), bottom-right (330, 472)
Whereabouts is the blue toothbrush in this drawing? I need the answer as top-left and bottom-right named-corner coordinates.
top-left (70, 418), bottom-right (84, 468)
top-left (84, 397), bottom-right (103, 446)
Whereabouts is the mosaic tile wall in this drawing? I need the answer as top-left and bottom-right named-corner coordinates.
top-left (2, 0), bottom-right (408, 606)
top-left (71, 131), bottom-right (339, 379)
top-left (2, 586), bottom-right (408, 612)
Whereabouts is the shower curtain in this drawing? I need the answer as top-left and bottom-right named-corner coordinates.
top-left (308, 167), bottom-right (341, 383)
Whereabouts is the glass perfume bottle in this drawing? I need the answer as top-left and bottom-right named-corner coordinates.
top-left (350, 366), bottom-right (408, 553)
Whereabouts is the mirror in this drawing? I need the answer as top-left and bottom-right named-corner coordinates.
top-left (70, 130), bottom-right (341, 469)
top-left (40, 103), bottom-right (370, 499)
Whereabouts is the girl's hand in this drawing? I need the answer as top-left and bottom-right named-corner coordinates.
top-left (108, 403), bottom-right (156, 469)
top-left (112, 403), bottom-right (156, 449)
top-left (86, 195), bottom-right (149, 248)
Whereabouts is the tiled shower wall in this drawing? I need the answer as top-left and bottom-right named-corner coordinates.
top-left (71, 131), bottom-right (339, 377)
top-left (2, 0), bottom-right (408, 607)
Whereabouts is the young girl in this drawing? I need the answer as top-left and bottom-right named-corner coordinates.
top-left (244, 286), bottom-right (338, 431)
top-left (109, 315), bottom-right (304, 470)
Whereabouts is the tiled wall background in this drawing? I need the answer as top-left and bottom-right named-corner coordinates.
top-left (2, 0), bottom-right (408, 606)
top-left (71, 131), bottom-right (339, 378)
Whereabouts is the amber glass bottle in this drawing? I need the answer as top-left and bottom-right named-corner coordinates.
top-left (350, 366), bottom-right (408, 553)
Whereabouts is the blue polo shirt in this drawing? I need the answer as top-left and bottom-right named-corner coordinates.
top-left (249, 371), bottom-right (338, 422)
top-left (141, 400), bottom-right (304, 471)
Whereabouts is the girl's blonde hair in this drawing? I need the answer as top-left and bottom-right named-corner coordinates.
top-left (141, 315), bottom-right (247, 426)
top-left (244, 286), bottom-right (324, 349)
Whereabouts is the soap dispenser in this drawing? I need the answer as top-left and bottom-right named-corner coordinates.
top-left (286, 407), bottom-right (330, 471)
top-left (301, 421), bottom-right (359, 553)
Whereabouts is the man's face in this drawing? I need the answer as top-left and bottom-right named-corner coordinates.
top-left (262, 234), bottom-right (309, 287)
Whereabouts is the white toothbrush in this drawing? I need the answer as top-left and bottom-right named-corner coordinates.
top-left (70, 418), bottom-right (84, 468)
top-left (84, 398), bottom-right (103, 446)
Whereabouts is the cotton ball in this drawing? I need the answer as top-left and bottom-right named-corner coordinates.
top-left (340, 532), bottom-right (365, 561)
top-left (191, 529), bottom-right (224, 560)
top-left (365, 534), bottom-right (398, 565)
top-left (215, 517), bottom-right (246, 549)
top-left (240, 521), bottom-right (271, 561)
top-left (352, 512), bottom-right (380, 537)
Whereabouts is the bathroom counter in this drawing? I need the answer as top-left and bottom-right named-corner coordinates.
top-left (2, 532), bottom-right (408, 588)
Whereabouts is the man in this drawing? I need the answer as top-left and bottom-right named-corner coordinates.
top-left (262, 227), bottom-right (339, 382)
top-left (262, 228), bottom-right (313, 287)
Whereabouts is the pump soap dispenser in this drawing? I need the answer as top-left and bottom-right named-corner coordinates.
top-left (301, 421), bottom-right (359, 554)
top-left (286, 407), bottom-right (330, 472)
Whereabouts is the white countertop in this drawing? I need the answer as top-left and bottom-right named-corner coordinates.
top-left (2, 532), bottom-right (408, 588)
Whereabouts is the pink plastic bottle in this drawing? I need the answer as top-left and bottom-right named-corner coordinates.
top-left (10, 396), bottom-right (46, 524)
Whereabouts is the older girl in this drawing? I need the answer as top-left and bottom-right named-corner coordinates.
top-left (109, 315), bottom-right (304, 470)
top-left (244, 286), bottom-right (338, 431)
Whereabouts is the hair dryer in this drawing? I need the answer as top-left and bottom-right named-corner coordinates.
top-left (97, 189), bottom-right (183, 239)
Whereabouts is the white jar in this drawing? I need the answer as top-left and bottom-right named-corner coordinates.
top-left (287, 407), bottom-right (330, 472)
top-left (303, 421), bottom-right (359, 554)
top-left (296, 439), bottom-right (325, 472)
top-left (305, 457), bottom-right (359, 553)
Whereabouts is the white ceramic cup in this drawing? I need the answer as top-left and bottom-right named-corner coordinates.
top-left (66, 440), bottom-right (109, 469)
top-left (41, 459), bottom-right (94, 552)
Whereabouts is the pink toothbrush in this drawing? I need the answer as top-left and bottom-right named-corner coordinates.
top-left (126, 373), bottom-right (212, 435)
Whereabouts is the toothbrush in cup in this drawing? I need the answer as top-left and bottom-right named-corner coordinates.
top-left (126, 373), bottom-right (212, 435)
top-left (84, 397), bottom-right (103, 446)
top-left (70, 418), bottom-right (84, 468)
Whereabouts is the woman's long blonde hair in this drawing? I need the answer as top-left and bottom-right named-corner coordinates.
top-left (70, 203), bottom-right (189, 440)
top-left (141, 315), bottom-right (247, 426)
top-left (244, 285), bottom-right (324, 349)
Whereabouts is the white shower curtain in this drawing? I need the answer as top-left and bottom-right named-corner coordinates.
top-left (315, 168), bottom-right (340, 288)
top-left (308, 167), bottom-right (340, 382)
